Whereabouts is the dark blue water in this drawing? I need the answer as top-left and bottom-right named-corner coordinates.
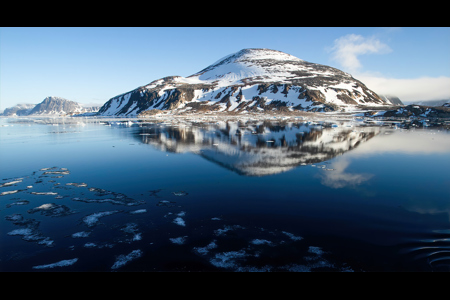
top-left (1, 117), bottom-right (449, 271)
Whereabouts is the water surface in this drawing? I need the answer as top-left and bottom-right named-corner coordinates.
top-left (1, 117), bottom-right (449, 271)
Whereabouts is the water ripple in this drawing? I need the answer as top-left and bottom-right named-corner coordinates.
top-left (401, 229), bottom-right (450, 271)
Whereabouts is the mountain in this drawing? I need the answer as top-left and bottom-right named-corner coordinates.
top-left (97, 48), bottom-right (390, 117)
top-left (0, 103), bottom-right (35, 116)
top-left (403, 99), bottom-right (450, 107)
top-left (379, 95), bottom-right (404, 106)
top-left (28, 96), bottom-right (84, 115)
top-left (1, 97), bottom-right (101, 117)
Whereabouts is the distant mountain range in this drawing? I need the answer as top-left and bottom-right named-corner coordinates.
top-left (0, 97), bottom-right (100, 116)
top-left (97, 48), bottom-right (397, 117)
top-left (402, 99), bottom-right (450, 106)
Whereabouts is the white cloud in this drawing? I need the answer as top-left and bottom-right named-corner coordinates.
top-left (328, 33), bottom-right (450, 102)
top-left (330, 34), bottom-right (392, 72)
top-left (355, 74), bottom-right (450, 102)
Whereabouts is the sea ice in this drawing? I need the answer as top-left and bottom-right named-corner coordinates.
top-left (169, 236), bottom-right (188, 245)
top-left (282, 231), bottom-right (303, 241)
top-left (172, 191), bottom-right (188, 196)
top-left (308, 246), bottom-right (325, 256)
top-left (0, 190), bottom-right (20, 196)
top-left (209, 250), bottom-right (248, 269)
top-left (66, 182), bottom-right (88, 187)
top-left (71, 231), bottom-right (91, 238)
top-left (6, 200), bottom-right (30, 208)
top-left (173, 217), bottom-right (186, 226)
top-left (111, 249), bottom-right (142, 270)
top-left (82, 211), bottom-right (120, 227)
top-left (0, 179), bottom-right (23, 187)
top-left (250, 239), bottom-right (273, 245)
top-left (30, 191), bottom-right (58, 195)
top-left (214, 225), bottom-right (245, 236)
top-left (27, 203), bottom-right (75, 217)
top-left (120, 223), bottom-right (142, 242)
top-left (32, 258), bottom-right (78, 269)
top-left (129, 209), bottom-right (147, 214)
top-left (193, 240), bottom-right (218, 255)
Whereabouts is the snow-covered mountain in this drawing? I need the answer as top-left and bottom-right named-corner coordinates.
top-left (97, 48), bottom-right (390, 117)
top-left (28, 97), bottom-right (84, 115)
top-left (403, 99), bottom-right (450, 107)
top-left (1, 97), bottom-right (101, 116)
top-left (0, 103), bottom-right (36, 116)
top-left (379, 95), bottom-right (404, 106)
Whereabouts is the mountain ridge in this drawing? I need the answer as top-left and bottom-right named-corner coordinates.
top-left (97, 48), bottom-right (391, 117)
top-left (1, 97), bottom-right (100, 116)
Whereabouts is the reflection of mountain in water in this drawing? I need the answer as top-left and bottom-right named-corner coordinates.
top-left (134, 121), bottom-right (381, 176)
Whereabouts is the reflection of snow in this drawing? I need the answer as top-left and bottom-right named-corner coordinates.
top-left (318, 157), bottom-right (373, 188)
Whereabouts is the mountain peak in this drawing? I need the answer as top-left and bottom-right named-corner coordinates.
top-left (191, 48), bottom-right (304, 82)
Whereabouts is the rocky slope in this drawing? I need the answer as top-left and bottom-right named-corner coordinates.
top-left (97, 48), bottom-right (390, 117)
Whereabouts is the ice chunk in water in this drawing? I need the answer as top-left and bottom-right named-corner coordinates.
top-left (173, 217), bottom-right (186, 226)
top-left (0, 190), bottom-right (20, 196)
top-left (32, 258), bottom-right (78, 269)
top-left (111, 249), bottom-right (142, 270)
top-left (169, 236), bottom-right (188, 245)
top-left (71, 231), bottom-right (91, 238)
top-left (0, 179), bottom-right (23, 187)
top-left (172, 191), bottom-right (188, 196)
top-left (82, 211), bottom-right (120, 227)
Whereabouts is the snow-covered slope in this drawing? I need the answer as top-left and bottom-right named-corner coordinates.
top-left (98, 48), bottom-right (390, 117)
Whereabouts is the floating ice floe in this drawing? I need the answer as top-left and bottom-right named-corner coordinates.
top-left (156, 200), bottom-right (176, 207)
top-left (30, 191), bottom-right (58, 195)
top-left (5, 214), bottom-right (54, 247)
top-left (214, 225), bottom-right (245, 236)
top-left (0, 179), bottom-right (23, 187)
top-left (111, 249), bottom-right (142, 270)
top-left (66, 182), bottom-right (88, 187)
top-left (169, 236), bottom-right (188, 245)
top-left (82, 211), bottom-right (120, 227)
top-left (71, 231), bottom-right (91, 238)
top-left (250, 239), bottom-right (273, 245)
top-left (193, 240), bottom-right (218, 255)
top-left (129, 209), bottom-right (147, 214)
top-left (120, 223), bottom-right (142, 242)
top-left (282, 231), bottom-right (303, 241)
top-left (32, 258), bottom-right (78, 270)
top-left (172, 191), bottom-right (188, 196)
top-left (27, 203), bottom-right (76, 217)
top-left (173, 217), bottom-right (186, 227)
top-left (0, 190), bottom-right (20, 196)
top-left (6, 200), bottom-right (30, 208)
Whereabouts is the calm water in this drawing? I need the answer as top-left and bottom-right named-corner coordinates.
top-left (1, 116), bottom-right (449, 272)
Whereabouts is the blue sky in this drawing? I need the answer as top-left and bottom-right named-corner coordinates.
top-left (1, 27), bottom-right (449, 110)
